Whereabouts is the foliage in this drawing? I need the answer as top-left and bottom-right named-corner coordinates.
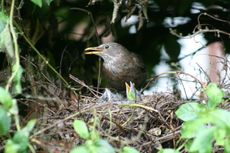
top-left (0, 86), bottom-right (36, 152)
top-left (0, 87), bottom-right (12, 135)
top-left (0, 3), bottom-right (36, 153)
top-left (4, 120), bottom-right (36, 153)
top-left (159, 83), bottom-right (230, 153)
top-left (71, 119), bottom-right (140, 153)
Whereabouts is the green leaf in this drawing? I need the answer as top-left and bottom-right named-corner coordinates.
top-left (85, 140), bottom-right (97, 152)
top-left (90, 129), bottom-right (100, 141)
top-left (70, 146), bottom-right (89, 153)
top-left (12, 65), bottom-right (24, 94)
top-left (208, 109), bottom-right (230, 128)
top-left (94, 139), bottom-right (115, 153)
top-left (224, 138), bottom-right (230, 153)
top-left (176, 102), bottom-right (204, 121)
top-left (122, 146), bottom-right (140, 153)
top-left (12, 134), bottom-right (29, 153)
top-left (31, 0), bottom-right (42, 7)
top-left (206, 109), bottom-right (230, 147)
top-left (9, 100), bottom-right (18, 115)
top-left (0, 107), bottom-right (11, 135)
top-left (0, 11), bottom-right (9, 33)
top-left (180, 119), bottom-right (204, 138)
top-left (189, 126), bottom-right (215, 153)
top-left (214, 127), bottom-right (226, 146)
top-left (158, 149), bottom-right (180, 153)
top-left (73, 120), bottom-right (90, 139)
top-left (24, 119), bottom-right (37, 132)
top-left (0, 24), bottom-right (14, 57)
top-left (0, 87), bottom-right (13, 110)
top-left (4, 140), bottom-right (20, 153)
top-left (11, 119), bottom-right (36, 153)
top-left (0, 11), bottom-right (14, 58)
top-left (204, 83), bottom-right (224, 108)
top-left (12, 132), bottom-right (28, 151)
top-left (184, 140), bottom-right (193, 152)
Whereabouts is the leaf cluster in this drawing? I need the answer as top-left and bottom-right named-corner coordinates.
top-left (71, 119), bottom-right (140, 153)
top-left (160, 83), bottom-right (230, 153)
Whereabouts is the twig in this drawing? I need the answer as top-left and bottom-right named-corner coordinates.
top-left (69, 74), bottom-right (101, 98)
top-left (170, 13), bottom-right (230, 39)
top-left (111, 0), bottom-right (122, 23)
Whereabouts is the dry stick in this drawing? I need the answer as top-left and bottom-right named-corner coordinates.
top-left (196, 63), bottom-right (211, 83)
top-left (178, 44), bottom-right (207, 61)
top-left (177, 74), bottom-right (188, 99)
top-left (143, 71), bottom-right (204, 92)
top-left (120, 103), bottom-right (173, 130)
top-left (130, 115), bottom-right (149, 143)
top-left (155, 128), bottom-right (180, 143)
top-left (31, 102), bottom-right (115, 137)
top-left (220, 58), bottom-right (230, 86)
top-left (120, 103), bottom-right (159, 113)
top-left (69, 74), bottom-right (101, 98)
top-left (171, 13), bottom-right (230, 39)
top-left (201, 54), bottom-right (226, 82)
top-left (198, 12), bottom-right (230, 26)
top-left (111, 0), bottom-right (122, 23)
top-left (171, 28), bottom-right (230, 39)
top-left (178, 40), bottom-right (221, 63)
top-left (179, 71), bottom-right (204, 87)
top-left (31, 100), bottom-right (164, 137)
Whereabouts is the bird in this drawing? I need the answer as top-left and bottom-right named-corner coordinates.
top-left (84, 42), bottom-right (146, 91)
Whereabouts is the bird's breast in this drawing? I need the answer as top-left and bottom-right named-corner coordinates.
top-left (102, 60), bottom-right (146, 90)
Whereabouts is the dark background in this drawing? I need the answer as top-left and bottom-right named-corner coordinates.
top-left (2, 0), bottom-right (230, 88)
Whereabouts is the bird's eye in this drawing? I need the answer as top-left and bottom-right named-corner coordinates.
top-left (104, 45), bottom-right (110, 49)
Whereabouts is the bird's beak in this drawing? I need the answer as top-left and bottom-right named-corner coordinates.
top-left (84, 47), bottom-right (103, 55)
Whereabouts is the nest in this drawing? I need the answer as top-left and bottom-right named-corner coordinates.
top-left (17, 81), bottom-right (183, 152)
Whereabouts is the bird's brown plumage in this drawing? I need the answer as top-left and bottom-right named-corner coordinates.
top-left (84, 42), bottom-right (146, 90)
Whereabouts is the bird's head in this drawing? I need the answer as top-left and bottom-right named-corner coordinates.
top-left (84, 42), bottom-right (127, 61)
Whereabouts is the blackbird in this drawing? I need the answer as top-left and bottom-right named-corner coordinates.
top-left (84, 42), bottom-right (146, 91)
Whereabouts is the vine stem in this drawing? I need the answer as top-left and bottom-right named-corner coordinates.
top-left (6, 0), bottom-right (20, 91)
top-left (6, 0), bottom-right (21, 131)
top-left (1, 0), bottom-right (4, 10)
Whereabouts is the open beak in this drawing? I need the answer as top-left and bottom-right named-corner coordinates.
top-left (84, 47), bottom-right (103, 55)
